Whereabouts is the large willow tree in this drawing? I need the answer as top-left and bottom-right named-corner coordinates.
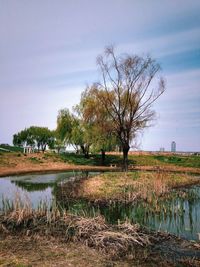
top-left (94, 46), bottom-right (165, 170)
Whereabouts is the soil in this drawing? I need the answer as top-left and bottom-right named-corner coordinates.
top-left (0, 231), bottom-right (199, 267)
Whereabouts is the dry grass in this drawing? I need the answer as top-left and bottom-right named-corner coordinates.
top-left (0, 203), bottom-right (199, 266)
top-left (77, 171), bottom-right (200, 203)
top-left (0, 235), bottom-right (119, 267)
top-left (0, 201), bottom-right (151, 260)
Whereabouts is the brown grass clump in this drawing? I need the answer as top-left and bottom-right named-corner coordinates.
top-left (0, 204), bottom-right (151, 259)
top-left (1, 204), bottom-right (199, 265)
top-left (89, 222), bottom-right (151, 257)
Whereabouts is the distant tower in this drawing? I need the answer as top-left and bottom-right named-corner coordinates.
top-left (171, 141), bottom-right (176, 152)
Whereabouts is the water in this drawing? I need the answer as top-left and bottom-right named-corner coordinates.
top-left (0, 171), bottom-right (91, 209)
top-left (0, 172), bottom-right (200, 241)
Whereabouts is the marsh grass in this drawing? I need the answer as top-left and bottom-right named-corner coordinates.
top-left (0, 194), bottom-right (152, 259)
top-left (78, 171), bottom-right (200, 204)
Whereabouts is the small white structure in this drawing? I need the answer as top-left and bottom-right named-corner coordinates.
top-left (23, 146), bottom-right (34, 154)
top-left (23, 142), bottom-right (34, 154)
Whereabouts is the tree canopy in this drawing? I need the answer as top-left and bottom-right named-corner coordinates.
top-left (13, 126), bottom-right (54, 152)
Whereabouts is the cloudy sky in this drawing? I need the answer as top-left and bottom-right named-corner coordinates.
top-left (0, 0), bottom-right (200, 151)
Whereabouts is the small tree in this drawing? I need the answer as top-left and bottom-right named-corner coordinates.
top-left (56, 108), bottom-right (92, 157)
top-left (52, 130), bottom-right (65, 153)
top-left (78, 86), bottom-right (119, 164)
top-left (94, 46), bottom-right (165, 170)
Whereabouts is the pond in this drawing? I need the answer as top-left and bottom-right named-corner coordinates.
top-left (0, 171), bottom-right (200, 241)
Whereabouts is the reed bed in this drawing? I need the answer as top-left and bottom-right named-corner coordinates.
top-left (0, 198), bottom-right (151, 258)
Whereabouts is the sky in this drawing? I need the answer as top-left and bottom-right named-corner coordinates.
top-left (0, 0), bottom-right (200, 151)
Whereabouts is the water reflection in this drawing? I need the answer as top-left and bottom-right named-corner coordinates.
top-left (0, 172), bottom-right (200, 241)
top-left (11, 180), bottom-right (53, 191)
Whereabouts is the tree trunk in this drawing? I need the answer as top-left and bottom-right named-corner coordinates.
top-left (84, 150), bottom-right (89, 158)
top-left (81, 145), bottom-right (89, 158)
top-left (122, 145), bottom-right (130, 171)
top-left (101, 149), bottom-right (106, 165)
top-left (42, 144), bottom-right (46, 153)
top-left (80, 145), bottom-right (85, 155)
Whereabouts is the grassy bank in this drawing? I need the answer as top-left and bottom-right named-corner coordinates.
top-left (62, 171), bottom-right (200, 203)
top-left (1, 151), bottom-right (200, 169)
top-left (60, 152), bottom-right (200, 168)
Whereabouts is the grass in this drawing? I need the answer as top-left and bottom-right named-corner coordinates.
top-left (0, 151), bottom-right (200, 171)
top-left (154, 155), bottom-right (200, 168)
top-left (28, 156), bottom-right (44, 164)
top-left (0, 195), bottom-right (199, 267)
top-left (0, 236), bottom-right (114, 267)
top-left (0, 144), bottom-right (23, 153)
top-left (59, 153), bottom-right (200, 168)
top-left (75, 171), bottom-right (200, 203)
top-left (0, 196), bottom-right (151, 260)
top-left (59, 152), bottom-right (166, 167)
top-left (59, 152), bottom-right (121, 166)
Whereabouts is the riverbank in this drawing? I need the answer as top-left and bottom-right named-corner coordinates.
top-left (0, 210), bottom-right (200, 267)
top-left (0, 152), bottom-right (200, 177)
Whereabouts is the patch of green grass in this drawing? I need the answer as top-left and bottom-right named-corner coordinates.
top-left (154, 155), bottom-right (200, 168)
top-left (59, 153), bottom-right (123, 166)
top-left (0, 144), bottom-right (23, 153)
top-left (28, 157), bottom-right (43, 164)
top-left (58, 153), bottom-right (200, 168)
top-left (128, 155), bottom-right (166, 166)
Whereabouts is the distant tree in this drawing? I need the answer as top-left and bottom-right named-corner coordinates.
top-left (13, 126), bottom-right (54, 152)
top-left (56, 108), bottom-right (92, 157)
top-left (13, 129), bottom-right (34, 148)
top-left (93, 46), bottom-right (165, 170)
top-left (51, 130), bottom-right (65, 153)
top-left (56, 109), bottom-right (73, 145)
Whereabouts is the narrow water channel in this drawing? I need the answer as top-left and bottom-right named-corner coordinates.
top-left (0, 171), bottom-right (200, 241)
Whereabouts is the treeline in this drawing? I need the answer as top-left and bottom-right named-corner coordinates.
top-left (13, 126), bottom-right (55, 153)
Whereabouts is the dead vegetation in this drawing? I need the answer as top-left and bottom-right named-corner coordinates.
top-left (0, 201), bottom-right (200, 266)
top-left (0, 235), bottom-right (116, 267)
top-left (0, 208), bottom-right (150, 259)
top-left (62, 171), bottom-right (200, 204)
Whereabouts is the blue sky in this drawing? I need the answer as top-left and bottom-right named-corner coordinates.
top-left (0, 0), bottom-right (200, 151)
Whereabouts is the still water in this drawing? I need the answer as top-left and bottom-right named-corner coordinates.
top-left (0, 171), bottom-right (200, 241)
